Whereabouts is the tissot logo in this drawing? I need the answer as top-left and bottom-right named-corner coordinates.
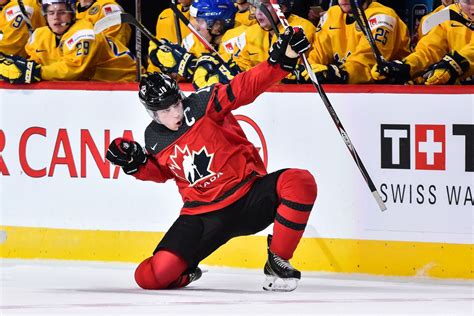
top-left (381, 124), bottom-right (410, 169)
top-left (381, 124), bottom-right (473, 172)
top-left (415, 125), bottom-right (445, 170)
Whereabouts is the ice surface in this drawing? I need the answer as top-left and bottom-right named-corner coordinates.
top-left (1, 259), bottom-right (472, 315)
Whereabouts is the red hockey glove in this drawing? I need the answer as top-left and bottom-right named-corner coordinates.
top-left (106, 138), bottom-right (147, 175)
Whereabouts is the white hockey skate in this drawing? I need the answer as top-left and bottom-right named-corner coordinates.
top-left (262, 235), bottom-right (300, 292)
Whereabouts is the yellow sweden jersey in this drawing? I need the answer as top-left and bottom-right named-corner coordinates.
top-left (219, 24), bottom-right (249, 62)
top-left (233, 14), bottom-right (317, 71)
top-left (235, 8), bottom-right (256, 27)
top-left (309, 2), bottom-right (411, 83)
top-left (76, 0), bottom-right (131, 47)
top-left (405, 4), bottom-right (474, 80)
top-left (26, 19), bottom-right (136, 82)
top-left (0, 0), bottom-right (45, 57)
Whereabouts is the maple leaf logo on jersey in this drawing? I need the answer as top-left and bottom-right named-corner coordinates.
top-left (169, 145), bottom-right (216, 186)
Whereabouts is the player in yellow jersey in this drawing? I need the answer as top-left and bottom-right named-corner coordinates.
top-left (308, 0), bottom-right (410, 84)
top-left (0, 0), bottom-right (135, 83)
top-left (233, 0), bottom-right (256, 27)
top-left (148, 0), bottom-right (240, 88)
top-left (218, 22), bottom-right (249, 63)
top-left (230, 0), bottom-right (316, 83)
top-left (182, 0), bottom-right (237, 57)
top-left (147, 0), bottom-right (193, 73)
top-left (76, 0), bottom-right (131, 47)
top-left (0, 0), bottom-right (45, 57)
top-left (174, 0), bottom-right (315, 87)
top-left (371, 1), bottom-right (473, 85)
top-left (416, 0), bottom-right (454, 43)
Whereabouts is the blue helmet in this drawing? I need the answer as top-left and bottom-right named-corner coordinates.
top-left (190, 0), bottom-right (237, 32)
top-left (41, 0), bottom-right (76, 16)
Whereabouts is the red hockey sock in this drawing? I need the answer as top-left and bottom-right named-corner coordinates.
top-left (271, 168), bottom-right (317, 260)
top-left (134, 250), bottom-right (188, 290)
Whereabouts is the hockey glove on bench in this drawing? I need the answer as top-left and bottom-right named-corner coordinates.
top-left (0, 54), bottom-right (41, 84)
top-left (371, 60), bottom-right (411, 84)
top-left (107, 138), bottom-right (147, 175)
top-left (283, 63), bottom-right (348, 84)
top-left (192, 53), bottom-right (241, 90)
top-left (149, 39), bottom-right (196, 80)
top-left (423, 51), bottom-right (469, 85)
top-left (268, 26), bottom-right (311, 72)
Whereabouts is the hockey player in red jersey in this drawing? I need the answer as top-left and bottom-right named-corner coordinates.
top-left (106, 26), bottom-right (317, 292)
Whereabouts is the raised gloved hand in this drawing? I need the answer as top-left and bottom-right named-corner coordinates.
top-left (106, 138), bottom-right (147, 175)
top-left (423, 51), bottom-right (469, 85)
top-left (313, 63), bottom-right (347, 84)
top-left (0, 54), bottom-right (41, 84)
top-left (288, 26), bottom-right (311, 55)
top-left (371, 60), bottom-right (411, 84)
top-left (192, 53), bottom-right (240, 89)
top-left (149, 39), bottom-right (197, 80)
top-left (268, 26), bottom-right (310, 72)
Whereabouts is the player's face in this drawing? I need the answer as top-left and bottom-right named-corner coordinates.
top-left (0, 0), bottom-right (10, 6)
top-left (179, 0), bottom-right (193, 7)
top-left (192, 18), bottom-right (212, 41)
top-left (210, 20), bottom-right (225, 36)
top-left (254, 2), bottom-right (277, 31)
top-left (156, 100), bottom-right (184, 131)
top-left (248, 5), bottom-right (256, 20)
top-left (459, 0), bottom-right (474, 20)
top-left (45, 3), bottom-right (73, 35)
top-left (338, 0), bottom-right (351, 14)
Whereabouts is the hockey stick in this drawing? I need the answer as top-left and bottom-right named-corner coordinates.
top-left (258, 2), bottom-right (279, 34)
top-left (18, 0), bottom-right (34, 35)
top-left (268, 0), bottom-right (387, 211)
top-left (171, 0), bottom-right (183, 44)
top-left (135, 0), bottom-right (142, 81)
top-left (422, 9), bottom-right (474, 34)
top-left (348, 0), bottom-right (384, 64)
top-left (95, 12), bottom-right (162, 47)
top-left (95, 13), bottom-right (237, 83)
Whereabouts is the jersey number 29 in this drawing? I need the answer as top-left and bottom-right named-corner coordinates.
top-left (76, 41), bottom-right (90, 56)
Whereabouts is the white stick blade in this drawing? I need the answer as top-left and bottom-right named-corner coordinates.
top-left (372, 191), bottom-right (387, 212)
top-left (94, 13), bottom-right (122, 34)
top-left (422, 9), bottom-right (450, 35)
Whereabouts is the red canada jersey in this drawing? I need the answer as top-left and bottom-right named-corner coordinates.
top-left (132, 62), bottom-right (289, 215)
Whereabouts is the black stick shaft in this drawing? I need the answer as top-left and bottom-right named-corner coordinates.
top-left (268, 0), bottom-right (387, 211)
top-left (134, 0), bottom-right (142, 81)
top-left (18, 0), bottom-right (33, 35)
top-left (120, 13), bottom-right (162, 46)
top-left (349, 0), bottom-right (384, 64)
top-left (171, 0), bottom-right (183, 43)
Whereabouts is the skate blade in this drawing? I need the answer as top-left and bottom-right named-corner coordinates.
top-left (262, 275), bottom-right (298, 292)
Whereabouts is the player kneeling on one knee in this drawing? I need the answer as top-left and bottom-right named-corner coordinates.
top-left (106, 26), bottom-right (315, 292)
